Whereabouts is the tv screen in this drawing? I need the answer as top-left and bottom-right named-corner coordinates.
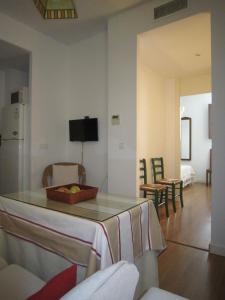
top-left (69, 118), bottom-right (98, 142)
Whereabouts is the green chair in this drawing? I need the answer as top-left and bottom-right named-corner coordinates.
top-left (140, 159), bottom-right (169, 218)
top-left (151, 157), bottom-right (183, 213)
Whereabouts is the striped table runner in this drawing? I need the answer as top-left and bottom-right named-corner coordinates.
top-left (0, 192), bottom-right (165, 281)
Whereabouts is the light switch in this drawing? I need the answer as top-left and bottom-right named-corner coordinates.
top-left (112, 115), bottom-right (120, 125)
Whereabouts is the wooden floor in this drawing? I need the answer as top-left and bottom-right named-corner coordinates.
top-left (159, 242), bottom-right (225, 300)
top-left (158, 183), bottom-right (225, 300)
top-left (159, 183), bottom-right (211, 250)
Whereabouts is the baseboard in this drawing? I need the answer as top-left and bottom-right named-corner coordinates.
top-left (209, 243), bottom-right (225, 257)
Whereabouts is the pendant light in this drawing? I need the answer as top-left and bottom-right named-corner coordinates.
top-left (33, 0), bottom-right (78, 20)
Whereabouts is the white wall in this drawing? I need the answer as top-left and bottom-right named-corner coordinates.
top-left (0, 12), bottom-right (107, 192)
top-left (107, 0), bottom-right (210, 197)
top-left (137, 62), bottom-right (166, 183)
top-left (107, 0), bottom-right (225, 257)
top-left (180, 93), bottom-right (212, 182)
top-left (211, 0), bottom-right (225, 257)
top-left (164, 78), bottom-right (180, 178)
top-left (137, 57), bottom-right (180, 184)
top-left (0, 12), bottom-right (70, 189)
top-left (67, 31), bottom-right (108, 191)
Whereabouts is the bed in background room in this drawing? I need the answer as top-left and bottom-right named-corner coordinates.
top-left (181, 164), bottom-right (195, 187)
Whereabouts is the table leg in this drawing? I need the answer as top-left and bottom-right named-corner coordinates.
top-left (154, 190), bottom-right (159, 218)
top-left (172, 183), bottom-right (176, 213)
top-left (165, 188), bottom-right (169, 218)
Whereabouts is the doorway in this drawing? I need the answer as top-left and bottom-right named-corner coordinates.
top-left (0, 39), bottom-right (31, 194)
top-left (180, 93), bottom-right (212, 187)
top-left (137, 12), bottom-right (211, 250)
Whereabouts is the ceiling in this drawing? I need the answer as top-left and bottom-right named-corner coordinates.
top-left (139, 13), bottom-right (211, 78)
top-left (0, 0), bottom-right (147, 45)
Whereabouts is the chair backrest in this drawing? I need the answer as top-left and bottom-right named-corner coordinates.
top-left (140, 159), bottom-right (147, 184)
top-left (42, 162), bottom-right (86, 187)
top-left (151, 157), bottom-right (164, 183)
top-left (60, 261), bottom-right (139, 300)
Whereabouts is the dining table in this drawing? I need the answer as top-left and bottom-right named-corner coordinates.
top-left (0, 188), bottom-right (165, 298)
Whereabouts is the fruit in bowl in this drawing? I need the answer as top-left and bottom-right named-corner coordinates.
top-left (55, 185), bottom-right (81, 194)
top-left (47, 184), bottom-right (97, 204)
top-left (56, 187), bottom-right (70, 193)
top-left (70, 185), bottom-right (81, 194)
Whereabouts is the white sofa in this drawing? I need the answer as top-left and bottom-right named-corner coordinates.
top-left (0, 257), bottom-right (188, 300)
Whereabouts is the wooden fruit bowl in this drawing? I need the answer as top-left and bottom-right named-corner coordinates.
top-left (46, 183), bottom-right (98, 204)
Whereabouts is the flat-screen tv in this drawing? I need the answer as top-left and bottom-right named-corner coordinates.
top-left (69, 118), bottom-right (98, 142)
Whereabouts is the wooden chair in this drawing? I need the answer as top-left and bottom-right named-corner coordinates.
top-left (206, 149), bottom-right (212, 186)
top-left (42, 162), bottom-right (86, 188)
top-left (151, 157), bottom-right (183, 213)
top-left (140, 159), bottom-right (169, 218)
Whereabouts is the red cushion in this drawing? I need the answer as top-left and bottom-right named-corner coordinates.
top-left (27, 265), bottom-right (77, 300)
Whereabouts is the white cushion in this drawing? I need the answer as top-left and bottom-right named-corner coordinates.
top-left (52, 164), bottom-right (79, 186)
top-left (0, 264), bottom-right (45, 300)
top-left (0, 256), bottom-right (8, 270)
top-left (141, 287), bottom-right (188, 300)
top-left (61, 261), bottom-right (139, 300)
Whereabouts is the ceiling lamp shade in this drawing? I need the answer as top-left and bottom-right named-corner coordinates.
top-left (33, 0), bottom-right (78, 20)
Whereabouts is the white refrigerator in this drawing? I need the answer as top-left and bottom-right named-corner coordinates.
top-left (0, 103), bottom-right (25, 194)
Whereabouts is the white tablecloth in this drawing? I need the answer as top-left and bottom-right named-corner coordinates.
top-left (0, 192), bottom-right (165, 297)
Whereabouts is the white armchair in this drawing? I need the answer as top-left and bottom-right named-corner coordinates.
top-left (60, 261), bottom-right (188, 300)
top-left (61, 261), bottom-right (139, 300)
top-left (0, 258), bottom-right (188, 300)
